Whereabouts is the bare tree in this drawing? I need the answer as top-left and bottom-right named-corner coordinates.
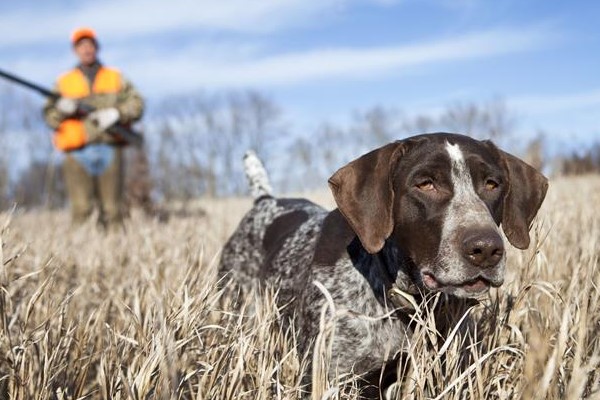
top-left (440, 102), bottom-right (481, 135)
top-left (0, 84), bottom-right (59, 209)
top-left (283, 136), bottom-right (315, 192)
top-left (13, 161), bottom-right (66, 208)
top-left (0, 86), bottom-right (11, 208)
top-left (0, 160), bottom-right (9, 209)
top-left (484, 99), bottom-right (515, 142)
top-left (524, 132), bottom-right (546, 172)
top-left (351, 106), bottom-right (395, 147)
top-left (148, 90), bottom-right (284, 199)
top-left (560, 143), bottom-right (600, 176)
top-left (245, 91), bottom-right (282, 158)
top-left (125, 142), bottom-right (155, 213)
top-left (283, 121), bottom-right (356, 191)
top-left (439, 98), bottom-right (516, 145)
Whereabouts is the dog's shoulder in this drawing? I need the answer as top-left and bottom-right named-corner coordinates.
top-left (313, 208), bottom-right (356, 267)
top-left (257, 197), bottom-right (327, 276)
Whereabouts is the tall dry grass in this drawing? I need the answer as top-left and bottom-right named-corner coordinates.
top-left (0, 176), bottom-right (598, 399)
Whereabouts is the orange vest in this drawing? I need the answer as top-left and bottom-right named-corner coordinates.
top-left (54, 66), bottom-right (122, 151)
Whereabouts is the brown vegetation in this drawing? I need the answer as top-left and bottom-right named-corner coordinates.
top-left (0, 175), bottom-right (598, 399)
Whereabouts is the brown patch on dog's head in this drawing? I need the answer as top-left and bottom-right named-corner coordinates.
top-left (496, 147), bottom-right (549, 249)
top-left (328, 141), bottom-right (408, 254)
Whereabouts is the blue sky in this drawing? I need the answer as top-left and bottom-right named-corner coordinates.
top-left (0, 0), bottom-right (598, 154)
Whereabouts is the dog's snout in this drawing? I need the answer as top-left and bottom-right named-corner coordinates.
top-left (462, 230), bottom-right (504, 268)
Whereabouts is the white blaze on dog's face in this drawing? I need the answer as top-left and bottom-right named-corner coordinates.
top-left (419, 142), bottom-right (506, 297)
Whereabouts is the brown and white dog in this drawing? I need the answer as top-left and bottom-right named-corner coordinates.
top-left (219, 133), bottom-right (548, 397)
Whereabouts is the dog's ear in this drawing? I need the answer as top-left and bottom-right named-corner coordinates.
top-left (498, 149), bottom-right (549, 249)
top-left (328, 141), bottom-right (406, 254)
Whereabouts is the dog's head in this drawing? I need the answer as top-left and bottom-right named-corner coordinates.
top-left (329, 133), bottom-right (548, 298)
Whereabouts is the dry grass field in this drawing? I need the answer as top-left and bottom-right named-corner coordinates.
top-left (0, 175), bottom-right (598, 399)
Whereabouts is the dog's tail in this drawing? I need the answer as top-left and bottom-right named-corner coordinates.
top-left (243, 150), bottom-right (273, 199)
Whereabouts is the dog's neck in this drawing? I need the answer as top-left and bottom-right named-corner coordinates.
top-left (315, 210), bottom-right (423, 311)
top-left (348, 238), bottom-right (420, 309)
top-left (348, 238), bottom-right (479, 329)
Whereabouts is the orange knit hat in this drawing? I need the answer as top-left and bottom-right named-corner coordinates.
top-left (71, 27), bottom-right (97, 45)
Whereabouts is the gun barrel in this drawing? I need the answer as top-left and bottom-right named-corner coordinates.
top-left (0, 68), bottom-right (58, 98)
top-left (109, 125), bottom-right (144, 147)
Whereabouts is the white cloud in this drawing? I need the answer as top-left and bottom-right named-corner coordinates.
top-left (0, 0), bottom-right (343, 47)
top-left (510, 89), bottom-right (600, 115)
top-left (0, 1), bottom-right (555, 94)
top-left (120, 26), bottom-right (551, 93)
top-left (0, 22), bottom-right (553, 98)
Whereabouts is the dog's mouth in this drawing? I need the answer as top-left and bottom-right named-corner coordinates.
top-left (421, 272), bottom-right (498, 295)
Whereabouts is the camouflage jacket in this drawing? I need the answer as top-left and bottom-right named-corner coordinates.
top-left (43, 62), bottom-right (144, 146)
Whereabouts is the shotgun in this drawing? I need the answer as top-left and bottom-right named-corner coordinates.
top-left (0, 67), bottom-right (143, 147)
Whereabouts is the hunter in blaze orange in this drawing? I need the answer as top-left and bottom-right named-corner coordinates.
top-left (43, 27), bottom-right (144, 229)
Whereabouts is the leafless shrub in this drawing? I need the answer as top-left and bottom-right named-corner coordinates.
top-left (559, 143), bottom-right (600, 176)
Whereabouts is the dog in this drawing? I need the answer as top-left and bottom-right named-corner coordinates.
top-left (218, 133), bottom-right (548, 397)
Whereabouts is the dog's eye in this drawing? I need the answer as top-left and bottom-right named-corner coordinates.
top-left (485, 179), bottom-right (499, 191)
top-left (416, 179), bottom-right (435, 191)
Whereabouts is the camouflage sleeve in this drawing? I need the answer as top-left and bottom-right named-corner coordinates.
top-left (116, 77), bottom-right (144, 124)
top-left (42, 84), bottom-right (63, 129)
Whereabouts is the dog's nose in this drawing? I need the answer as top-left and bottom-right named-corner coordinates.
top-left (462, 230), bottom-right (504, 268)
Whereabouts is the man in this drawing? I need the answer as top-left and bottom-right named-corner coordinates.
top-left (44, 27), bottom-right (144, 230)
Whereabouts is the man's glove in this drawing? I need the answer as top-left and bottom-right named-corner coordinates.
top-left (88, 107), bottom-right (120, 131)
top-left (55, 97), bottom-right (78, 116)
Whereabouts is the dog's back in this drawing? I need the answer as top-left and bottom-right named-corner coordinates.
top-left (218, 151), bottom-right (328, 306)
